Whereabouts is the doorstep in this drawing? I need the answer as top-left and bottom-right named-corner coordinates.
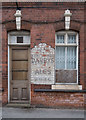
top-left (6, 103), bottom-right (30, 108)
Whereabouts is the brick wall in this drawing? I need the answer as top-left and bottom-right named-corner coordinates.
top-left (31, 90), bottom-right (85, 109)
top-left (1, 2), bottom-right (86, 108)
top-left (31, 84), bottom-right (86, 108)
top-left (84, 3), bottom-right (86, 90)
top-left (0, 3), bottom-right (2, 106)
top-left (2, 24), bottom-right (8, 104)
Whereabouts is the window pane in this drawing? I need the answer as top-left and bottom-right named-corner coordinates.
top-left (55, 47), bottom-right (65, 69)
top-left (68, 35), bottom-right (76, 43)
top-left (56, 35), bottom-right (64, 43)
top-left (17, 37), bottom-right (23, 43)
top-left (23, 36), bottom-right (30, 44)
top-left (67, 47), bottom-right (76, 69)
top-left (10, 36), bottom-right (16, 43)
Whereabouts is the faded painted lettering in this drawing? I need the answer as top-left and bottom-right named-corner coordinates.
top-left (31, 43), bottom-right (55, 84)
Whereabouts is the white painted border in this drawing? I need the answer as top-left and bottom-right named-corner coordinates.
top-left (55, 31), bottom-right (79, 84)
top-left (8, 31), bottom-right (30, 103)
top-left (8, 38), bottom-right (10, 103)
top-left (76, 33), bottom-right (79, 84)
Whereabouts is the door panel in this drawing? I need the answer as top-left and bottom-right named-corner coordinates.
top-left (12, 88), bottom-right (18, 100)
top-left (11, 46), bottom-right (30, 101)
top-left (12, 49), bottom-right (28, 60)
top-left (12, 71), bottom-right (28, 80)
top-left (12, 61), bottom-right (28, 70)
top-left (22, 88), bottom-right (28, 100)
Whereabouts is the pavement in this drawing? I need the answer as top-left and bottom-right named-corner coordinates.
top-left (0, 108), bottom-right (2, 120)
top-left (1, 107), bottom-right (86, 119)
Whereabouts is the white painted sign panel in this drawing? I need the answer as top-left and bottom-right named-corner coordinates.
top-left (31, 43), bottom-right (55, 84)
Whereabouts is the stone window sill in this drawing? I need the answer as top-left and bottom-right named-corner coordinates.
top-left (52, 84), bottom-right (82, 90)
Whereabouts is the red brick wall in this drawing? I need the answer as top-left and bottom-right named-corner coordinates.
top-left (84, 3), bottom-right (86, 90)
top-left (31, 91), bottom-right (85, 109)
top-left (1, 2), bottom-right (86, 108)
top-left (0, 5), bottom-right (2, 106)
top-left (31, 24), bottom-right (55, 48)
top-left (2, 25), bottom-right (8, 104)
top-left (31, 84), bottom-right (86, 108)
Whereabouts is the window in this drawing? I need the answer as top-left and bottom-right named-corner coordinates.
top-left (8, 31), bottom-right (30, 45)
top-left (17, 37), bottom-right (23, 43)
top-left (55, 31), bottom-right (78, 84)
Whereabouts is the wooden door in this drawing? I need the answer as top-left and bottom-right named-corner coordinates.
top-left (10, 46), bottom-right (30, 102)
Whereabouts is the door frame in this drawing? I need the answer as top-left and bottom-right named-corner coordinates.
top-left (8, 31), bottom-right (31, 103)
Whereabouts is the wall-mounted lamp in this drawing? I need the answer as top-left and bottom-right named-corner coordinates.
top-left (14, 10), bottom-right (22, 30)
top-left (64, 9), bottom-right (72, 30)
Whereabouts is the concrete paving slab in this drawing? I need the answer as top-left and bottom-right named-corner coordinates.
top-left (0, 107), bottom-right (2, 120)
top-left (2, 107), bottom-right (85, 118)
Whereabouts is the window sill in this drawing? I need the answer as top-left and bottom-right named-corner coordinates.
top-left (52, 84), bottom-right (82, 90)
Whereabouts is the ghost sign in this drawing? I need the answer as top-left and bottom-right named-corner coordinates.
top-left (31, 43), bottom-right (55, 84)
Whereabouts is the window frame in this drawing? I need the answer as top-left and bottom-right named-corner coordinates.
top-left (8, 31), bottom-right (30, 45)
top-left (55, 31), bottom-right (79, 84)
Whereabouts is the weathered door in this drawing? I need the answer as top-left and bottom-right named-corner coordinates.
top-left (10, 46), bottom-right (30, 102)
